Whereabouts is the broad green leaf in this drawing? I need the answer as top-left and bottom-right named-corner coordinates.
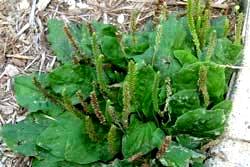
top-left (174, 50), bottom-right (198, 65)
top-left (211, 16), bottom-right (228, 38)
top-left (169, 89), bottom-right (200, 122)
top-left (173, 108), bottom-right (226, 137)
top-left (153, 15), bottom-right (186, 77)
top-left (134, 65), bottom-right (155, 117)
top-left (212, 38), bottom-right (242, 65)
top-left (1, 113), bottom-right (52, 156)
top-left (92, 21), bottom-right (117, 37)
top-left (100, 36), bottom-right (126, 68)
top-left (78, 24), bottom-right (92, 57)
top-left (48, 64), bottom-right (96, 104)
top-left (47, 20), bottom-right (73, 63)
top-left (48, 20), bottom-right (91, 63)
top-left (36, 112), bottom-right (113, 164)
top-left (212, 100), bottom-right (232, 118)
top-left (92, 21), bottom-right (126, 68)
top-left (123, 32), bottom-right (151, 55)
top-left (158, 15), bottom-right (187, 53)
top-left (172, 62), bottom-right (226, 102)
top-left (14, 75), bottom-right (61, 113)
top-left (176, 135), bottom-right (206, 149)
top-left (122, 118), bottom-right (165, 158)
top-left (206, 63), bottom-right (227, 102)
top-left (32, 152), bottom-right (64, 167)
top-left (155, 55), bottom-right (182, 78)
top-left (159, 143), bottom-right (205, 167)
top-left (33, 152), bottom-right (99, 167)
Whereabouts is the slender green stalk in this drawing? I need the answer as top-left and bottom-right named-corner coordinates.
top-left (152, 71), bottom-right (160, 113)
top-left (224, 18), bottom-right (230, 37)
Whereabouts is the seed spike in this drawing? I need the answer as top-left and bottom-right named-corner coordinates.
top-left (206, 30), bottom-right (217, 61)
top-left (198, 65), bottom-right (210, 107)
top-left (187, 0), bottom-right (201, 55)
top-left (122, 81), bottom-right (131, 128)
top-left (76, 91), bottom-right (88, 113)
top-left (96, 54), bottom-right (107, 92)
top-left (85, 116), bottom-right (99, 142)
top-left (107, 125), bottom-right (120, 155)
top-left (90, 91), bottom-right (106, 125)
top-left (156, 136), bottom-right (172, 159)
top-left (235, 13), bottom-right (244, 45)
top-left (63, 25), bottom-right (79, 51)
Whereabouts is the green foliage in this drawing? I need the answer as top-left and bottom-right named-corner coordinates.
top-left (173, 108), bottom-right (226, 138)
top-left (122, 118), bottom-right (165, 158)
top-left (14, 74), bottom-right (62, 113)
top-left (36, 112), bottom-right (113, 164)
top-left (0, 113), bottom-right (52, 156)
top-left (1, 3), bottom-right (243, 166)
top-left (159, 143), bottom-right (205, 167)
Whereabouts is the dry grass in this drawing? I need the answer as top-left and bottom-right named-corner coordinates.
top-left (0, 0), bottom-right (239, 166)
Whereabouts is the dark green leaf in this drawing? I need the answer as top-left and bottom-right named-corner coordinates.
top-left (159, 143), bottom-right (205, 167)
top-left (123, 32), bottom-right (151, 55)
top-left (158, 15), bottom-right (187, 52)
top-left (212, 100), bottom-right (232, 118)
top-left (134, 65), bottom-right (155, 117)
top-left (48, 64), bottom-right (96, 104)
top-left (169, 89), bottom-right (200, 121)
top-left (173, 108), bottom-right (226, 137)
top-left (122, 118), bottom-right (165, 158)
top-left (92, 21), bottom-right (117, 37)
top-left (174, 50), bottom-right (198, 65)
top-left (211, 16), bottom-right (227, 38)
top-left (36, 112), bottom-right (113, 164)
top-left (1, 113), bottom-right (52, 156)
top-left (100, 36), bottom-right (126, 67)
top-left (172, 62), bottom-right (226, 102)
top-left (47, 20), bottom-right (73, 63)
top-left (212, 38), bottom-right (242, 65)
top-left (176, 135), bottom-right (206, 149)
top-left (14, 75), bottom-right (61, 113)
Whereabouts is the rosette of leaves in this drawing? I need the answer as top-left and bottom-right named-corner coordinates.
top-left (0, 1), bottom-right (243, 166)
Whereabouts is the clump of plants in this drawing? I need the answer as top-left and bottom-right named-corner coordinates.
top-left (1, 1), bottom-right (244, 166)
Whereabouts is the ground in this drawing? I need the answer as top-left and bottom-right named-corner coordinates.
top-left (0, 0), bottom-right (239, 166)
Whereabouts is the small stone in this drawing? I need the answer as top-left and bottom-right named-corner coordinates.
top-left (117, 14), bottom-right (125, 24)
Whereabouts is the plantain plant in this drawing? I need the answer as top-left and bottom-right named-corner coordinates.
top-left (0, 1), bottom-right (244, 166)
